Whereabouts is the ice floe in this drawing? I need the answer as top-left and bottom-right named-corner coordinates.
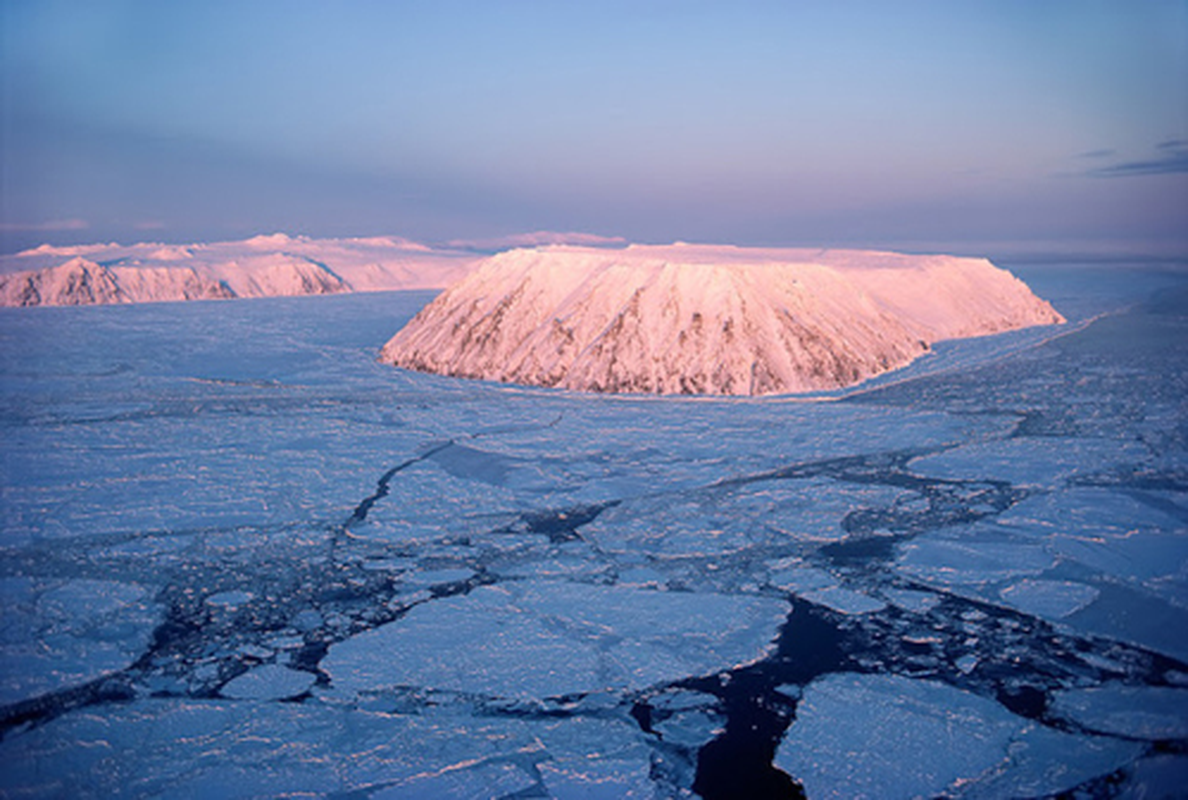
top-left (1050, 684), bottom-right (1188, 740)
top-left (0, 577), bottom-right (161, 706)
top-left (323, 581), bottom-right (788, 699)
top-left (776, 673), bottom-right (1143, 799)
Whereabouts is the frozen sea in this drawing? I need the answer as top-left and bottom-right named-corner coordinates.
top-left (1, 261), bottom-right (1186, 798)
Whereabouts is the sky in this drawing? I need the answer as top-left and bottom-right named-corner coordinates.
top-left (2, 0), bottom-right (1186, 257)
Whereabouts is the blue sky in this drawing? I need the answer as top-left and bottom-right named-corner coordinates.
top-left (2, 0), bottom-right (1186, 256)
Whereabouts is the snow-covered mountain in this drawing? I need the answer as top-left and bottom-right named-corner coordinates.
top-left (380, 243), bottom-right (1066, 395)
top-left (0, 233), bottom-right (480, 307)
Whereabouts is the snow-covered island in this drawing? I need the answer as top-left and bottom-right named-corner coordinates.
top-left (380, 243), bottom-right (1065, 395)
top-left (0, 233), bottom-right (480, 306)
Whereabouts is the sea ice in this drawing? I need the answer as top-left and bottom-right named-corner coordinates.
top-left (397, 567), bottom-right (475, 588)
top-left (1049, 684), bottom-right (1188, 740)
top-left (800, 585), bottom-right (887, 615)
top-left (907, 437), bottom-right (1149, 488)
top-left (998, 578), bottom-right (1101, 620)
top-left (895, 529), bottom-right (1056, 587)
top-left (220, 664), bottom-right (315, 701)
top-left (768, 565), bottom-right (837, 594)
top-left (775, 673), bottom-right (1142, 799)
top-left (0, 577), bottom-right (161, 706)
top-left (1046, 531), bottom-right (1188, 606)
top-left (581, 479), bottom-right (906, 562)
top-left (2, 268), bottom-right (1185, 798)
top-left (881, 587), bottom-right (942, 613)
top-left (323, 580), bottom-right (787, 699)
top-left (961, 721), bottom-right (1144, 799)
top-left (205, 589), bottom-right (254, 609)
top-left (0, 698), bottom-right (654, 798)
top-left (998, 488), bottom-right (1185, 539)
top-left (1115, 754), bottom-right (1188, 800)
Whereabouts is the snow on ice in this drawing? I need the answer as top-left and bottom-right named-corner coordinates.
top-left (0, 260), bottom-right (1186, 797)
top-left (323, 581), bottom-right (786, 700)
top-left (776, 672), bottom-right (1143, 800)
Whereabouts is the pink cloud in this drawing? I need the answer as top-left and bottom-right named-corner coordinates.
top-left (446, 231), bottom-right (627, 251)
top-left (0, 218), bottom-right (89, 232)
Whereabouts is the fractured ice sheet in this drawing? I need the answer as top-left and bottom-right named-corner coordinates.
top-left (907, 437), bottom-right (1149, 488)
top-left (1117, 754), bottom-right (1188, 799)
top-left (775, 673), bottom-right (1143, 799)
top-left (0, 577), bottom-right (161, 706)
top-left (538, 758), bottom-right (655, 799)
top-left (767, 564), bottom-right (886, 614)
top-left (799, 585), bottom-right (886, 615)
top-left (998, 489), bottom-right (1188, 607)
top-left (999, 488), bottom-right (1186, 540)
top-left (220, 664), bottom-right (315, 701)
top-left (1063, 581), bottom-right (1188, 664)
top-left (2, 278), bottom-right (1187, 797)
top-left (998, 578), bottom-right (1100, 619)
top-left (1050, 531), bottom-right (1188, 608)
top-left (895, 527), bottom-right (1056, 587)
top-left (0, 697), bottom-right (653, 799)
top-left (1050, 684), bottom-right (1188, 740)
top-left (582, 478), bottom-right (907, 560)
top-left (323, 580), bottom-right (787, 699)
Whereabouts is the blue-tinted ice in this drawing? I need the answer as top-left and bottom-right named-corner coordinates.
top-left (1, 265), bottom-right (1186, 797)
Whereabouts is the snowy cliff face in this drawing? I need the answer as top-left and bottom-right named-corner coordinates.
top-left (0, 234), bottom-right (479, 307)
top-left (380, 244), bottom-right (1065, 396)
top-left (0, 258), bottom-right (235, 306)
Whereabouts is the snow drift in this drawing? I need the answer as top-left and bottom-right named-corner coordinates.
top-left (380, 244), bottom-right (1065, 395)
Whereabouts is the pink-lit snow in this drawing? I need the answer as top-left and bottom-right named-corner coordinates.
top-left (381, 243), bottom-right (1065, 395)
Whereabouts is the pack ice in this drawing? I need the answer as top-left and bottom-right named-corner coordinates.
top-left (2, 263), bottom-right (1186, 799)
top-left (381, 243), bottom-right (1064, 395)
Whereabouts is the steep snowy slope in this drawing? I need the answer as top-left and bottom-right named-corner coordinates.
top-left (0, 258), bottom-right (235, 306)
top-left (380, 244), bottom-right (1065, 395)
top-left (0, 234), bottom-right (479, 307)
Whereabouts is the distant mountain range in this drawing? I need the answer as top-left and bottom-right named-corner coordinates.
top-left (0, 233), bottom-right (482, 307)
top-left (380, 244), bottom-right (1065, 396)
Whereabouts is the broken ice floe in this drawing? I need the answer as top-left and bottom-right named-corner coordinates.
top-left (776, 672), bottom-right (1143, 799)
top-left (0, 697), bottom-right (656, 799)
top-left (0, 577), bottom-right (161, 706)
top-left (3, 276), bottom-right (1187, 797)
top-left (895, 529), bottom-right (1056, 587)
top-left (1049, 684), bottom-right (1188, 740)
top-left (323, 580), bottom-right (787, 699)
top-left (907, 437), bottom-right (1149, 489)
top-left (220, 664), bottom-right (315, 701)
top-left (998, 578), bottom-right (1100, 620)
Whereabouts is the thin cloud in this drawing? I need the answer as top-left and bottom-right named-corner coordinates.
top-left (1087, 142), bottom-right (1188, 177)
top-left (0, 218), bottom-right (90, 232)
top-left (446, 231), bottom-right (628, 251)
top-left (1078, 148), bottom-right (1116, 159)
